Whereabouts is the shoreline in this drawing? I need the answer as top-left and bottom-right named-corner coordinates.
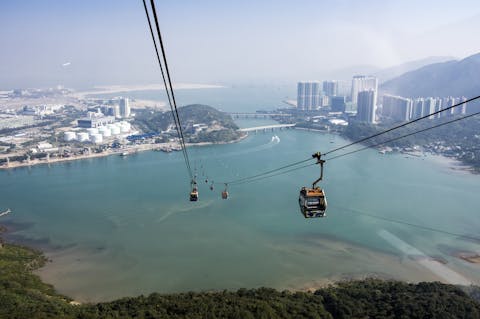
top-left (7, 224), bottom-right (477, 303)
top-left (0, 134), bottom-right (248, 171)
top-left (74, 83), bottom-right (226, 99)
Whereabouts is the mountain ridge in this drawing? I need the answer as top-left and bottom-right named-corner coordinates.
top-left (380, 52), bottom-right (480, 98)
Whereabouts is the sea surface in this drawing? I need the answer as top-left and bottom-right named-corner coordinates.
top-left (1, 86), bottom-right (480, 301)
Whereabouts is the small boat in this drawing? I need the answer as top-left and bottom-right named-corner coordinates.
top-left (120, 151), bottom-right (129, 157)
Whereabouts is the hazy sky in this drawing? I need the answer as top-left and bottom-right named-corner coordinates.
top-left (1, 0), bottom-right (479, 88)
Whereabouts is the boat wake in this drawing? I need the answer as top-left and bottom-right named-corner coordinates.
top-left (0, 208), bottom-right (11, 217)
top-left (271, 135), bottom-right (280, 144)
top-left (155, 200), bottom-right (214, 224)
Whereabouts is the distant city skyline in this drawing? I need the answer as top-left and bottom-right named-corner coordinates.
top-left (1, 0), bottom-right (480, 88)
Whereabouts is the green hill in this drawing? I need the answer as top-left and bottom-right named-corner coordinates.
top-left (133, 104), bottom-right (242, 143)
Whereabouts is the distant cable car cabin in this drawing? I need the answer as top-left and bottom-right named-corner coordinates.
top-left (190, 180), bottom-right (199, 201)
top-left (299, 152), bottom-right (327, 218)
top-left (221, 184), bottom-right (229, 199)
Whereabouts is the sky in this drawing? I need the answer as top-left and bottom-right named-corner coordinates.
top-left (1, 0), bottom-right (479, 89)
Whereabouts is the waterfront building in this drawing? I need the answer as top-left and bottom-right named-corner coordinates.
top-left (297, 81), bottom-right (321, 110)
top-left (351, 75), bottom-right (378, 107)
top-left (119, 98), bottom-right (131, 118)
top-left (382, 94), bottom-right (412, 122)
top-left (357, 90), bottom-right (376, 123)
top-left (322, 81), bottom-right (338, 97)
top-left (331, 96), bottom-right (346, 112)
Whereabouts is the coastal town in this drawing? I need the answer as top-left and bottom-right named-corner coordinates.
top-left (0, 85), bottom-right (241, 170)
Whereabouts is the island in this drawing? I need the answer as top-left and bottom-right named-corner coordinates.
top-left (133, 104), bottom-right (244, 144)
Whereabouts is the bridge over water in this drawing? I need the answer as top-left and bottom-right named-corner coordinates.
top-left (238, 124), bottom-right (295, 133)
top-left (229, 112), bottom-right (291, 119)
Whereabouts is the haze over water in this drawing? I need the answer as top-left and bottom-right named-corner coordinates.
top-left (1, 87), bottom-right (479, 302)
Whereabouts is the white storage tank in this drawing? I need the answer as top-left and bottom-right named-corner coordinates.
top-left (110, 126), bottom-right (121, 135)
top-left (90, 133), bottom-right (103, 144)
top-left (86, 128), bottom-right (99, 135)
top-left (64, 131), bottom-right (76, 141)
top-left (77, 132), bottom-right (90, 142)
top-left (98, 126), bottom-right (112, 137)
top-left (120, 122), bottom-right (131, 133)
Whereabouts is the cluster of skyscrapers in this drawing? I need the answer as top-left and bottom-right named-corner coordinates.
top-left (382, 95), bottom-right (467, 123)
top-left (296, 81), bottom-right (338, 110)
top-left (351, 75), bottom-right (378, 123)
top-left (296, 76), bottom-right (378, 123)
top-left (296, 75), bottom-right (472, 126)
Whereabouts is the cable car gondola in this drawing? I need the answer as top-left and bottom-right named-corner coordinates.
top-left (221, 183), bottom-right (229, 199)
top-left (299, 152), bottom-right (327, 218)
top-left (190, 180), bottom-right (199, 201)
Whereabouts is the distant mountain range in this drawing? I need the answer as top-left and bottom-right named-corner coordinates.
top-left (380, 53), bottom-right (480, 98)
top-left (323, 56), bottom-right (454, 82)
top-left (374, 56), bottom-right (454, 83)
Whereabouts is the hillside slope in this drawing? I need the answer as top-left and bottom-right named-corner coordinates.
top-left (380, 53), bottom-right (480, 98)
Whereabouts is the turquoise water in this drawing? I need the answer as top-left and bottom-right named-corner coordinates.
top-left (1, 87), bottom-right (479, 301)
top-left (1, 128), bottom-right (480, 301)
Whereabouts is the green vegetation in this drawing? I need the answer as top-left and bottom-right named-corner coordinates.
top-left (133, 104), bottom-right (242, 143)
top-left (342, 116), bottom-right (480, 171)
top-left (0, 243), bottom-right (72, 318)
top-left (1, 241), bottom-right (480, 318)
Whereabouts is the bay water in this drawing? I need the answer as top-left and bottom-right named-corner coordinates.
top-left (1, 86), bottom-right (479, 301)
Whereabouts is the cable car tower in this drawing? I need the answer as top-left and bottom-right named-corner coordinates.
top-left (299, 152), bottom-right (327, 218)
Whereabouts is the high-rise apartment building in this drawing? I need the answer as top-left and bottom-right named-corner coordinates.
top-left (297, 82), bottom-right (321, 110)
top-left (452, 97), bottom-right (467, 115)
top-left (382, 94), bottom-right (412, 122)
top-left (357, 90), bottom-right (376, 123)
top-left (322, 81), bottom-right (338, 97)
top-left (331, 96), bottom-right (346, 112)
top-left (412, 98), bottom-right (424, 119)
top-left (423, 97), bottom-right (436, 119)
top-left (351, 75), bottom-right (378, 107)
top-left (119, 98), bottom-right (131, 118)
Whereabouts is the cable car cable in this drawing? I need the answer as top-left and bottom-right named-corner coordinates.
top-left (142, 1), bottom-right (191, 180)
top-left (325, 110), bottom-right (480, 162)
top-left (149, 0), bottom-right (193, 178)
top-left (142, 0), bottom-right (193, 180)
top-left (322, 95), bottom-right (480, 156)
top-left (223, 157), bottom-right (312, 185)
top-left (228, 109), bottom-right (480, 186)
top-left (230, 163), bottom-right (316, 186)
top-left (338, 208), bottom-right (480, 243)
top-left (221, 95), bottom-right (480, 186)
